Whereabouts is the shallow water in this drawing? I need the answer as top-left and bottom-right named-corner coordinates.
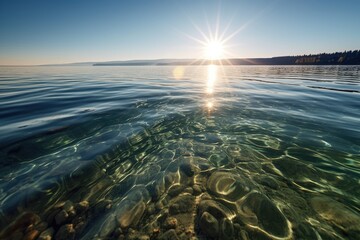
top-left (0, 65), bottom-right (359, 239)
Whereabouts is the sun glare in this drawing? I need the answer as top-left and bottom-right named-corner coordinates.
top-left (205, 41), bottom-right (224, 60)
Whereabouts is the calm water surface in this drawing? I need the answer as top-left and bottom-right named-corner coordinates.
top-left (0, 66), bottom-right (359, 239)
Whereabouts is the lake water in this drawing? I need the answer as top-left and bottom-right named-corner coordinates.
top-left (0, 65), bottom-right (359, 239)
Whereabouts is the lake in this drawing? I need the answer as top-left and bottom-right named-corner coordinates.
top-left (0, 65), bottom-right (359, 239)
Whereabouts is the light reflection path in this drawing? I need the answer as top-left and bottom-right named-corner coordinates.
top-left (206, 64), bottom-right (218, 112)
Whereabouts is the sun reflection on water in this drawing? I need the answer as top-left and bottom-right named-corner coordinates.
top-left (206, 64), bottom-right (217, 112)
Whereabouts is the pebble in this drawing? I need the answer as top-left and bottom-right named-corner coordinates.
top-left (62, 201), bottom-right (74, 212)
top-left (46, 209), bottom-right (61, 226)
top-left (116, 201), bottom-right (146, 228)
top-left (35, 222), bottom-right (48, 233)
top-left (37, 228), bottom-right (54, 240)
top-left (23, 229), bottom-right (40, 240)
top-left (55, 224), bottom-right (75, 240)
top-left (199, 212), bottom-right (219, 238)
top-left (138, 235), bottom-right (150, 240)
top-left (207, 171), bottom-right (251, 201)
top-left (237, 192), bottom-right (289, 238)
top-left (192, 185), bottom-right (202, 195)
top-left (94, 199), bottom-right (112, 214)
top-left (55, 210), bottom-right (69, 225)
top-left (0, 212), bottom-right (41, 239)
top-left (198, 200), bottom-right (233, 219)
top-left (220, 218), bottom-right (234, 240)
top-left (311, 195), bottom-right (360, 235)
top-left (184, 187), bottom-right (193, 195)
top-left (99, 214), bottom-right (116, 237)
top-left (179, 163), bottom-right (195, 177)
top-left (164, 217), bottom-right (178, 229)
top-left (155, 201), bottom-right (164, 211)
top-left (75, 201), bottom-right (89, 213)
top-left (168, 185), bottom-right (186, 197)
top-left (259, 176), bottom-right (279, 190)
top-left (169, 195), bottom-right (195, 215)
top-left (158, 229), bottom-right (179, 240)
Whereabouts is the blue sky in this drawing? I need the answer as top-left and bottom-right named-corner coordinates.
top-left (0, 0), bottom-right (359, 65)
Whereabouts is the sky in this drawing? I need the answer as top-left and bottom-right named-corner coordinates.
top-left (0, 0), bottom-right (359, 65)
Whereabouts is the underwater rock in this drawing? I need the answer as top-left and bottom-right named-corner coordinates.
top-left (115, 186), bottom-right (150, 229)
top-left (75, 201), bottom-right (89, 213)
top-left (163, 217), bottom-right (178, 229)
top-left (116, 201), bottom-right (146, 229)
top-left (204, 134), bottom-right (223, 144)
top-left (158, 229), bottom-right (179, 240)
top-left (198, 200), bottom-right (233, 219)
top-left (219, 218), bottom-right (234, 240)
top-left (34, 222), bottom-right (48, 233)
top-left (192, 185), bottom-right (202, 196)
top-left (62, 201), bottom-right (74, 213)
top-left (93, 199), bottom-right (113, 215)
top-left (207, 171), bottom-right (251, 201)
top-left (179, 162), bottom-right (195, 177)
top-left (169, 194), bottom-right (195, 215)
top-left (273, 158), bottom-right (321, 182)
top-left (311, 196), bottom-right (360, 235)
top-left (55, 224), bottom-right (75, 240)
top-left (184, 187), bottom-right (193, 195)
top-left (209, 153), bottom-right (228, 167)
top-left (199, 212), bottom-right (219, 238)
top-left (23, 229), bottom-right (40, 240)
top-left (99, 214), bottom-right (116, 238)
top-left (146, 182), bottom-right (163, 201)
top-left (168, 185), bottom-right (186, 197)
top-left (55, 210), bottom-right (68, 225)
top-left (0, 212), bottom-right (41, 239)
top-left (236, 192), bottom-right (289, 238)
top-left (293, 222), bottom-right (318, 240)
top-left (258, 176), bottom-right (279, 190)
top-left (37, 227), bottom-right (54, 240)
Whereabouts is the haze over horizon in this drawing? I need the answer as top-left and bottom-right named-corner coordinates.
top-left (1, 0), bottom-right (359, 65)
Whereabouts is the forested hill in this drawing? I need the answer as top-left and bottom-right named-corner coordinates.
top-left (92, 50), bottom-right (360, 66)
top-left (234, 50), bottom-right (360, 65)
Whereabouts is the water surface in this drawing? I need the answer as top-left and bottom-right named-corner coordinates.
top-left (0, 66), bottom-right (359, 239)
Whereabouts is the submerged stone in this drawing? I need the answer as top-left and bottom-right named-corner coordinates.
top-left (198, 200), bottom-right (233, 219)
top-left (158, 229), bottom-right (179, 240)
top-left (179, 163), bottom-right (195, 177)
top-left (116, 201), bottom-right (146, 229)
top-left (163, 217), bottom-right (178, 229)
top-left (207, 171), bottom-right (251, 201)
top-left (169, 194), bottom-right (195, 215)
top-left (220, 218), bottom-right (234, 240)
top-left (273, 158), bottom-right (321, 182)
top-left (199, 212), bottom-right (219, 238)
top-left (55, 210), bottom-right (69, 225)
top-left (236, 192), bottom-right (289, 238)
top-left (38, 227), bottom-right (54, 240)
top-left (99, 214), bottom-right (116, 237)
top-left (258, 176), bottom-right (279, 190)
top-left (310, 195), bottom-right (360, 235)
top-left (55, 224), bottom-right (75, 240)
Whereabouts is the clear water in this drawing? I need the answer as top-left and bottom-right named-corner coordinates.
top-left (0, 65), bottom-right (359, 239)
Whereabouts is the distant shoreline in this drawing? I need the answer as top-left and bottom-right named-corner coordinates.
top-left (94, 51), bottom-right (360, 66)
top-left (1, 50), bottom-right (359, 67)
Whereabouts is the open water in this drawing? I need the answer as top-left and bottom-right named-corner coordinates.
top-left (0, 65), bottom-right (359, 239)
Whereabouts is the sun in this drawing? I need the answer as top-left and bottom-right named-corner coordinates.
top-left (205, 40), bottom-right (224, 60)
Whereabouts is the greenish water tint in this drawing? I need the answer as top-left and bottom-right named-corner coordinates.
top-left (0, 66), bottom-right (359, 239)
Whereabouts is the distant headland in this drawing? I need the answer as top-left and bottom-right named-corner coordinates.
top-left (93, 50), bottom-right (360, 66)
